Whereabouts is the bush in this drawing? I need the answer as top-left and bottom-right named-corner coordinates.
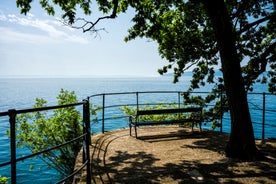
top-left (15, 89), bottom-right (83, 178)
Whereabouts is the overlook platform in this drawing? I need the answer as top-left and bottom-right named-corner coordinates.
top-left (73, 126), bottom-right (276, 184)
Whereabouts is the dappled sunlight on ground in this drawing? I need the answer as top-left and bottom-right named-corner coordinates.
top-left (73, 126), bottom-right (276, 184)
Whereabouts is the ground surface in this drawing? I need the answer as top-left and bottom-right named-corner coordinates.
top-left (73, 126), bottom-right (276, 184)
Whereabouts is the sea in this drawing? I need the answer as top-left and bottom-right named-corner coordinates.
top-left (0, 77), bottom-right (275, 183)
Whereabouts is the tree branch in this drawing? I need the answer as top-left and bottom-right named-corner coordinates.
top-left (238, 15), bottom-right (272, 34)
top-left (184, 59), bottom-right (201, 71)
top-left (62, 0), bottom-right (118, 33)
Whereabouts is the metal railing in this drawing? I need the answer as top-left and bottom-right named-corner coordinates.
top-left (0, 91), bottom-right (275, 183)
top-left (89, 91), bottom-right (276, 140)
top-left (0, 100), bottom-right (91, 184)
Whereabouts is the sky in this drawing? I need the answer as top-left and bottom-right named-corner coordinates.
top-left (0, 1), bottom-right (167, 77)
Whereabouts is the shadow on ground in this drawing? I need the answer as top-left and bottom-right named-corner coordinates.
top-left (75, 127), bottom-right (276, 184)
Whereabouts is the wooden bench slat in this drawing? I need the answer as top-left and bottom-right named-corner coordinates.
top-left (134, 119), bottom-right (201, 126)
top-left (136, 107), bottom-right (202, 116)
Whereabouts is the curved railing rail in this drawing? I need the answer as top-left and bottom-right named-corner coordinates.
top-left (89, 91), bottom-right (276, 140)
top-left (0, 100), bottom-right (91, 184)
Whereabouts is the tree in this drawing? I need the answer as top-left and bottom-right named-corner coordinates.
top-left (122, 0), bottom-right (275, 161)
top-left (15, 89), bottom-right (82, 178)
top-left (16, 0), bottom-right (275, 160)
top-left (201, 0), bottom-right (258, 160)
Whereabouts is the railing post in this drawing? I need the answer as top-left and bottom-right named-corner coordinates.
top-left (220, 89), bottom-right (223, 133)
top-left (262, 92), bottom-right (266, 140)
top-left (102, 94), bottom-right (105, 133)
top-left (178, 92), bottom-right (181, 119)
top-left (83, 100), bottom-right (91, 184)
top-left (8, 109), bottom-right (17, 184)
top-left (136, 92), bottom-right (139, 110)
top-left (82, 99), bottom-right (87, 164)
top-left (178, 92), bottom-right (181, 109)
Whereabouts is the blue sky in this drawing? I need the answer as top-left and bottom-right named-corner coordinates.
top-left (0, 1), bottom-right (166, 77)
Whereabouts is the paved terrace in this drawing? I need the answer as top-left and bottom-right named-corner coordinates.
top-left (73, 126), bottom-right (276, 184)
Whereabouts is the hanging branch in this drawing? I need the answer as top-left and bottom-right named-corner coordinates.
top-left (62, 0), bottom-right (119, 34)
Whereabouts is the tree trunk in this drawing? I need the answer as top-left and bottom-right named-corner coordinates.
top-left (202, 0), bottom-right (261, 160)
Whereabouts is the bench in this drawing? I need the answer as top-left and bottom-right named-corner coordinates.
top-left (129, 107), bottom-right (203, 138)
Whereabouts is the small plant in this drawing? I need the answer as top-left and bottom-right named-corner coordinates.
top-left (0, 176), bottom-right (9, 184)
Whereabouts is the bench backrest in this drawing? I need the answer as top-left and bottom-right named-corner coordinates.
top-left (136, 107), bottom-right (202, 116)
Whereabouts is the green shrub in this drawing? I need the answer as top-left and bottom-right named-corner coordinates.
top-left (15, 89), bottom-right (83, 178)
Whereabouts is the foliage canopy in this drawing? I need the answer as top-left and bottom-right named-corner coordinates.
top-left (16, 0), bottom-right (276, 93)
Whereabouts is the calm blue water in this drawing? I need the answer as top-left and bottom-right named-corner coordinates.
top-left (0, 77), bottom-right (275, 183)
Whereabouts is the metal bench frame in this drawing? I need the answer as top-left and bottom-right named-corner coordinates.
top-left (129, 107), bottom-right (203, 138)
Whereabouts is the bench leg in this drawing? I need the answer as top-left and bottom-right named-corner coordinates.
top-left (199, 122), bottom-right (202, 132)
top-left (135, 125), bottom-right (138, 138)
top-left (129, 123), bottom-right (132, 136)
top-left (192, 122), bottom-right (202, 132)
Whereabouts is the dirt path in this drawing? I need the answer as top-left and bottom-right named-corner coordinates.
top-left (73, 126), bottom-right (276, 184)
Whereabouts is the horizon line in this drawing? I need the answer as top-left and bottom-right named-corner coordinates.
top-left (0, 74), bottom-right (165, 79)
